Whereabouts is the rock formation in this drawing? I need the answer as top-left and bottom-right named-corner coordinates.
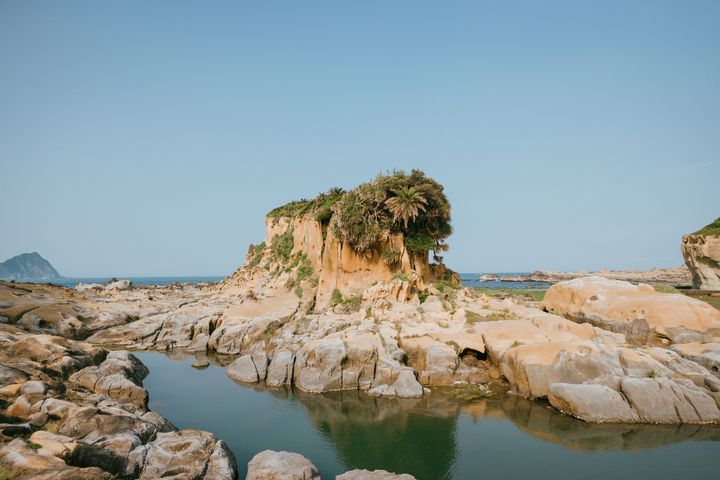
top-left (2, 174), bottom-right (720, 478)
top-left (682, 217), bottom-right (720, 290)
top-left (0, 328), bottom-right (237, 479)
top-left (0, 252), bottom-right (60, 280)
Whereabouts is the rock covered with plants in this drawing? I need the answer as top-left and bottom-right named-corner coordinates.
top-left (223, 170), bottom-right (457, 310)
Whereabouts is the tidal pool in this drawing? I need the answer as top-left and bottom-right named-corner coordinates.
top-left (136, 351), bottom-right (720, 480)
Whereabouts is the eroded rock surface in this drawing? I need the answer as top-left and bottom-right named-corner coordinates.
top-left (0, 326), bottom-right (237, 479)
top-left (541, 276), bottom-right (720, 343)
top-left (682, 229), bottom-right (720, 290)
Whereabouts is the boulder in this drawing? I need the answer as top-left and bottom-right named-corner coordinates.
top-left (226, 355), bottom-right (259, 384)
top-left (104, 279), bottom-right (132, 291)
top-left (266, 350), bottom-right (295, 387)
top-left (548, 383), bottom-right (640, 423)
top-left (246, 450), bottom-right (321, 480)
top-left (542, 276), bottom-right (720, 342)
top-left (129, 430), bottom-right (236, 479)
top-left (0, 438), bottom-right (112, 480)
top-left (392, 369), bottom-right (424, 398)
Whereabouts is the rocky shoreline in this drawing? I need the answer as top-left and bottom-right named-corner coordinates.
top-left (479, 266), bottom-right (692, 285)
top-left (1, 179), bottom-right (719, 479)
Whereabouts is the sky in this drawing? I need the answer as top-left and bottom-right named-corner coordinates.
top-left (1, 0), bottom-right (719, 277)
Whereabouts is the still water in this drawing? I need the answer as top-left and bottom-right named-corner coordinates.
top-left (136, 351), bottom-right (720, 480)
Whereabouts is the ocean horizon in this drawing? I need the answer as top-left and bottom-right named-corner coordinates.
top-left (5, 272), bottom-right (549, 290)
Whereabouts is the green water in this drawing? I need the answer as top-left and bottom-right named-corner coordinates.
top-left (136, 351), bottom-right (720, 480)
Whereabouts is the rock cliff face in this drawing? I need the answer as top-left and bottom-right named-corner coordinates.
top-left (227, 214), bottom-right (432, 310)
top-left (682, 219), bottom-right (720, 290)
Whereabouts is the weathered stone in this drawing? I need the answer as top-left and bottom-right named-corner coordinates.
top-left (548, 383), bottom-right (639, 423)
top-left (226, 355), bottom-right (259, 384)
top-left (246, 450), bottom-right (321, 480)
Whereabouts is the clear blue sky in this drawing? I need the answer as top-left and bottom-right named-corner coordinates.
top-left (1, 1), bottom-right (718, 277)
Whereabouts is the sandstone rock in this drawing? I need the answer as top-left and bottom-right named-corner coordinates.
top-left (226, 355), bottom-right (260, 384)
top-left (105, 279), bottom-right (132, 291)
top-left (392, 369), bottom-right (424, 398)
top-left (294, 338), bottom-right (346, 393)
top-left (542, 276), bottom-right (720, 342)
top-left (501, 341), bottom-right (623, 398)
top-left (76, 282), bottom-right (103, 292)
top-left (266, 350), bottom-right (295, 387)
top-left (548, 383), bottom-right (639, 423)
top-left (671, 342), bottom-right (720, 375)
top-left (28, 431), bottom-right (79, 459)
top-left (129, 430), bottom-right (236, 479)
top-left (246, 450), bottom-right (321, 480)
top-left (0, 438), bottom-right (112, 480)
top-left (682, 226), bottom-right (720, 290)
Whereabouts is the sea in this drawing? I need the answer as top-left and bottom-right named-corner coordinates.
top-left (12, 273), bottom-right (549, 290)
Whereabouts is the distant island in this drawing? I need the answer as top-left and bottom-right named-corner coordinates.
top-left (0, 252), bottom-right (61, 280)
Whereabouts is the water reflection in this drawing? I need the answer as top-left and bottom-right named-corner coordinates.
top-left (138, 351), bottom-right (720, 480)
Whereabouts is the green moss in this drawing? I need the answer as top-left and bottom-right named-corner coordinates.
top-left (27, 442), bottom-right (41, 450)
top-left (653, 284), bottom-right (678, 294)
top-left (435, 280), bottom-right (462, 293)
top-left (692, 217), bottom-right (720, 236)
top-left (294, 286), bottom-right (303, 298)
top-left (485, 310), bottom-right (517, 321)
top-left (475, 287), bottom-right (546, 302)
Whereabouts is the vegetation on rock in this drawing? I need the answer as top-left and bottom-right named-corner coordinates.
top-left (267, 170), bottom-right (452, 258)
top-left (692, 217), bottom-right (720, 236)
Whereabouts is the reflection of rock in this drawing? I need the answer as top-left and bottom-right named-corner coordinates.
top-left (338, 470), bottom-right (416, 479)
top-left (294, 390), bottom-right (456, 480)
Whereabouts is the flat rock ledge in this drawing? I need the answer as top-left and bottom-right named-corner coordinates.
top-left (246, 450), bottom-right (415, 480)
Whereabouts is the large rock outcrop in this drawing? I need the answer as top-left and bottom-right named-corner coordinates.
top-left (682, 218), bottom-right (720, 290)
top-left (0, 327), bottom-right (237, 479)
top-left (541, 276), bottom-right (720, 343)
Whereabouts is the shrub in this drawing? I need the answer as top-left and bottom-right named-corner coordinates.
top-left (331, 288), bottom-right (343, 306)
top-left (418, 290), bottom-right (430, 304)
top-left (247, 242), bottom-right (266, 268)
top-left (294, 286), bottom-right (303, 298)
top-left (267, 171), bottom-right (452, 259)
top-left (393, 273), bottom-right (411, 282)
top-left (484, 311), bottom-right (516, 321)
top-left (382, 249), bottom-right (402, 268)
top-left (270, 230), bottom-right (294, 264)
